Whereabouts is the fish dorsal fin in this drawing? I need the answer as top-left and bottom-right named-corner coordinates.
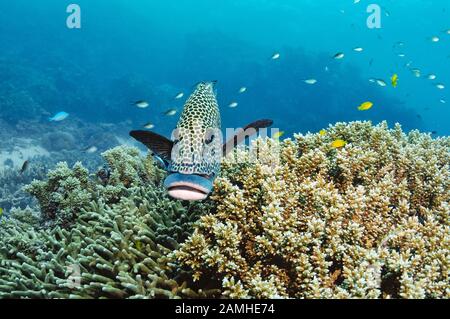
top-left (130, 130), bottom-right (174, 161)
top-left (222, 119), bottom-right (274, 156)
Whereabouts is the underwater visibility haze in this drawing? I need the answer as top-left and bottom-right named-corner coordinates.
top-left (0, 0), bottom-right (449, 300)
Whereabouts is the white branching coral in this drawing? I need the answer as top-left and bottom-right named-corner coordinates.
top-left (175, 121), bottom-right (450, 299)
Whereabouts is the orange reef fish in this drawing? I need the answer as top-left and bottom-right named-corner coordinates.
top-left (130, 81), bottom-right (273, 201)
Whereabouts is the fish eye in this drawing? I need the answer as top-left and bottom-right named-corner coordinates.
top-left (205, 132), bottom-right (215, 145)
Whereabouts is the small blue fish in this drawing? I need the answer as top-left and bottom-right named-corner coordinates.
top-left (49, 112), bottom-right (69, 122)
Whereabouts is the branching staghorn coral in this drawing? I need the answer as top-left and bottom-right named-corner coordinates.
top-left (0, 146), bottom-right (218, 298)
top-left (24, 162), bottom-right (93, 228)
top-left (175, 121), bottom-right (450, 299)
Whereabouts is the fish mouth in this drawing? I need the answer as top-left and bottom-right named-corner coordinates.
top-left (164, 173), bottom-right (214, 201)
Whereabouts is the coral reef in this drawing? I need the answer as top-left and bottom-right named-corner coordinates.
top-left (0, 165), bottom-right (45, 212)
top-left (0, 146), bottom-right (216, 298)
top-left (175, 121), bottom-right (450, 299)
top-left (0, 148), bottom-right (104, 212)
top-left (0, 122), bottom-right (448, 299)
top-left (41, 132), bottom-right (77, 152)
top-left (0, 116), bottom-right (126, 212)
top-left (23, 162), bottom-right (93, 228)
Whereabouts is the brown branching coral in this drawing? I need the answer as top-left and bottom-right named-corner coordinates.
top-left (175, 121), bottom-right (450, 299)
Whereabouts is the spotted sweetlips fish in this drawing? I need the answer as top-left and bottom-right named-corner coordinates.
top-left (130, 81), bottom-right (273, 201)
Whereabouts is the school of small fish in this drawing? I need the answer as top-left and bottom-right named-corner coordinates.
top-left (39, 1), bottom-right (448, 159)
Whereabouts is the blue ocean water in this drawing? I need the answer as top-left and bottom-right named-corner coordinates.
top-left (0, 0), bottom-right (449, 137)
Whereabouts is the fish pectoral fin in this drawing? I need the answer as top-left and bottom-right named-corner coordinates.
top-left (222, 119), bottom-right (274, 156)
top-left (242, 119), bottom-right (274, 131)
top-left (130, 130), bottom-right (173, 161)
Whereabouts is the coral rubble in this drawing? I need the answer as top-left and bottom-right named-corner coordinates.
top-left (175, 121), bottom-right (449, 299)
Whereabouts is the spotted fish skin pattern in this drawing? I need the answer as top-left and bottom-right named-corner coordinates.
top-left (170, 82), bottom-right (222, 176)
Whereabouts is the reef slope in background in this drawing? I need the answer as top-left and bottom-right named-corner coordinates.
top-left (0, 121), bottom-right (449, 299)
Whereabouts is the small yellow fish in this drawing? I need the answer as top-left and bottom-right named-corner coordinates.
top-left (358, 101), bottom-right (373, 111)
top-left (273, 131), bottom-right (285, 139)
top-left (391, 74), bottom-right (399, 88)
top-left (135, 241), bottom-right (143, 251)
top-left (331, 139), bottom-right (347, 148)
top-left (0, 208), bottom-right (3, 217)
top-left (319, 129), bottom-right (327, 136)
